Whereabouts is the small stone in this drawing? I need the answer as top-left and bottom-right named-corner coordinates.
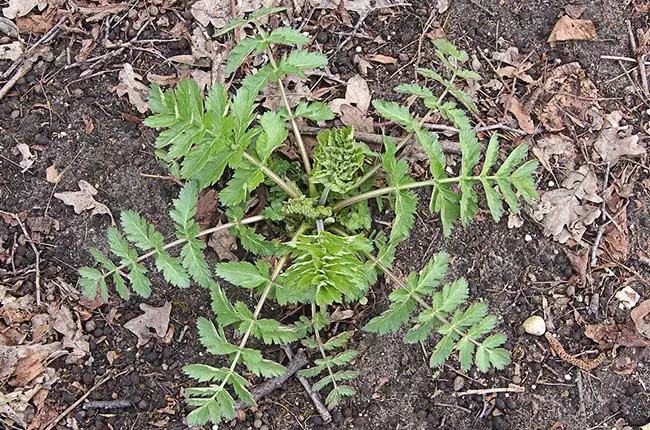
top-left (398, 53), bottom-right (409, 63)
top-left (565, 285), bottom-right (575, 297)
top-left (564, 373), bottom-right (572, 381)
top-left (522, 315), bottom-right (546, 336)
top-left (84, 320), bottom-right (96, 332)
top-left (495, 398), bottom-right (506, 410)
top-left (72, 88), bottom-right (84, 98)
top-left (505, 398), bottom-right (517, 410)
top-left (11, 110), bottom-right (20, 119)
top-left (254, 411), bottom-right (263, 419)
top-left (253, 419), bottom-right (263, 428)
top-left (355, 46), bottom-right (362, 53)
top-left (137, 399), bottom-right (149, 410)
top-left (316, 32), bottom-right (328, 44)
top-left (452, 376), bottom-right (465, 391)
top-left (82, 372), bottom-right (94, 385)
top-left (148, 5), bottom-right (159, 15)
top-left (524, 234), bottom-right (532, 242)
top-left (512, 375), bottom-right (521, 385)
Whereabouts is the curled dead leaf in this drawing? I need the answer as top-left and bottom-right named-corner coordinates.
top-left (593, 111), bottom-right (646, 165)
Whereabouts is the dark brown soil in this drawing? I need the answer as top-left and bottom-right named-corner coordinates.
top-left (1, 1), bottom-right (650, 430)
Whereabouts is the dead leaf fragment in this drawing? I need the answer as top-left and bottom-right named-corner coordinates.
top-left (366, 54), bottom-right (397, 65)
top-left (585, 323), bottom-right (650, 348)
top-left (14, 143), bottom-right (35, 172)
top-left (191, 0), bottom-right (229, 29)
top-left (615, 286), bottom-right (640, 309)
top-left (548, 15), bottom-right (597, 44)
top-left (593, 111), bottom-right (646, 165)
top-left (51, 305), bottom-right (90, 364)
top-left (502, 95), bottom-right (535, 134)
top-left (631, 300), bottom-right (650, 338)
top-left (54, 180), bottom-right (113, 220)
top-left (0, 41), bottom-right (23, 61)
top-left (2, 0), bottom-right (47, 19)
top-left (208, 221), bottom-right (238, 261)
top-left (115, 63), bottom-right (149, 113)
top-left (532, 165), bottom-right (602, 243)
top-left (330, 74), bottom-right (371, 114)
top-left (436, 0), bottom-right (450, 13)
top-left (565, 3), bottom-right (587, 19)
top-left (124, 302), bottom-right (171, 347)
top-left (45, 164), bottom-right (60, 184)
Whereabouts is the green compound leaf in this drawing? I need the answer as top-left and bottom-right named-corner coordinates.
top-left (311, 127), bottom-right (364, 194)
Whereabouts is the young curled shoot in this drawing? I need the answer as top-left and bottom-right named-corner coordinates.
top-left (78, 7), bottom-right (537, 426)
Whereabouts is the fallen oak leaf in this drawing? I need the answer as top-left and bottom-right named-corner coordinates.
top-left (124, 302), bottom-right (171, 347)
top-left (502, 94), bottom-right (535, 134)
top-left (54, 180), bottom-right (113, 222)
top-left (548, 15), bottom-right (597, 44)
top-left (1, 0), bottom-right (47, 19)
top-left (14, 143), bottom-right (35, 172)
top-left (593, 111), bottom-right (646, 165)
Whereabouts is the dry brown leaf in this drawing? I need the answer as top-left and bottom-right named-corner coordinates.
top-left (585, 323), bottom-right (650, 349)
top-left (535, 134), bottom-right (577, 170)
top-left (532, 165), bottom-right (602, 243)
top-left (2, 0), bottom-right (47, 19)
top-left (196, 189), bottom-right (219, 231)
top-left (340, 104), bottom-right (374, 133)
top-left (0, 343), bottom-right (61, 382)
top-left (564, 3), bottom-right (587, 19)
top-left (45, 163), bottom-right (60, 184)
top-left (593, 111), bottom-right (646, 165)
top-left (191, 0), bottom-right (229, 28)
top-left (492, 46), bottom-right (525, 66)
top-left (54, 180), bottom-right (113, 221)
top-left (115, 63), bottom-right (149, 113)
top-left (502, 95), bottom-right (535, 134)
top-left (208, 221), bottom-right (238, 261)
top-left (600, 210), bottom-right (628, 263)
top-left (631, 299), bottom-right (650, 338)
top-left (51, 305), bottom-right (89, 363)
top-left (548, 15), bottom-right (597, 44)
top-left (124, 302), bottom-right (171, 347)
top-left (535, 62), bottom-right (600, 132)
top-left (330, 74), bottom-right (371, 114)
top-left (366, 54), bottom-right (397, 65)
top-left (15, 8), bottom-right (57, 34)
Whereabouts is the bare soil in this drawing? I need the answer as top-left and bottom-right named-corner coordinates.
top-left (1, 1), bottom-right (649, 430)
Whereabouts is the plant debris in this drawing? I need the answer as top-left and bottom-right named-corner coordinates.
top-left (532, 165), bottom-right (602, 243)
top-left (124, 302), bottom-right (172, 347)
top-left (53, 180), bottom-right (113, 221)
top-left (593, 111), bottom-right (646, 165)
top-left (548, 15), bottom-right (597, 44)
top-left (114, 63), bottom-right (149, 114)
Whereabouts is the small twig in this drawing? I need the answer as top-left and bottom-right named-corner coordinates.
top-left (453, 384), bottom-right (525, 397)
top-left (576, 371), bottom-right (586, 420)
top-left (140, 173), bottom-right (185, 187)
top-left (282, 345), bottom-right (332, 424)
top-left (627, 20), bottom-right (650, 98)
top-left (299, 126), bottom-right (461, 153)
top-left (44, 370), bottom-right (127, 430)
top-left (601, 55), bottom-right (650, 65)
top-left (0, 210), bottom-right (41, 305)
top-left (591, 225), bottom-right (607, 267)
top-left (83, 400), bottom-right (131, 410)
top-left (234, 349), bottom-right (308, 410)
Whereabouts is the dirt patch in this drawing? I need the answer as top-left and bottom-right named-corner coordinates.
top-left (1, 0), bottom-right (650, 430)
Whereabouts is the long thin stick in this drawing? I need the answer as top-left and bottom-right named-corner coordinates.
top-left (234, 349), bottom-right (308, 410)
top-left (453, 384), bottom-right (525, 397)
top-left (44, 370), bottom-right (127, 430)
top-left (282, 345), bottom-right (332, 423)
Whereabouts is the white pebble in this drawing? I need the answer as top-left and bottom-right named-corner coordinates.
top-left (548, 180), bottom-right (555, 187)
top-left (522, 315), bottom-right (546, 336)
top-left (564, 374), bottom-right (572, 381)
top-left (525, 234), bottom-right (532, 242)
top-left (355, 46), bottom-right (362, 53)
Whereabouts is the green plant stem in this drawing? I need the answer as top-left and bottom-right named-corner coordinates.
top-left (102, 215), bottom-right (266, 281)
top-left (214, 224), bottom-right (308, 399)
top-left (368, 255), bottom-right (484, 350)
top-left (263, 46), bottom-right (315, 196)
top-left (333, 175), bottom-right (498, 212)
top-left (242, 152), bottom-right (300, 198)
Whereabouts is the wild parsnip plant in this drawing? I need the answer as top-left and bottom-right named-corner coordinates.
top-left (79, 8), bottom-right (538, 425)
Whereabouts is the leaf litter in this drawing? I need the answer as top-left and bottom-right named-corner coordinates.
top-left (54, 180), bottom-right (113, 221)
top-left (124, 302), bottom-right (172, 346)
top-left (532, 165), bottom-right (602, 244)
